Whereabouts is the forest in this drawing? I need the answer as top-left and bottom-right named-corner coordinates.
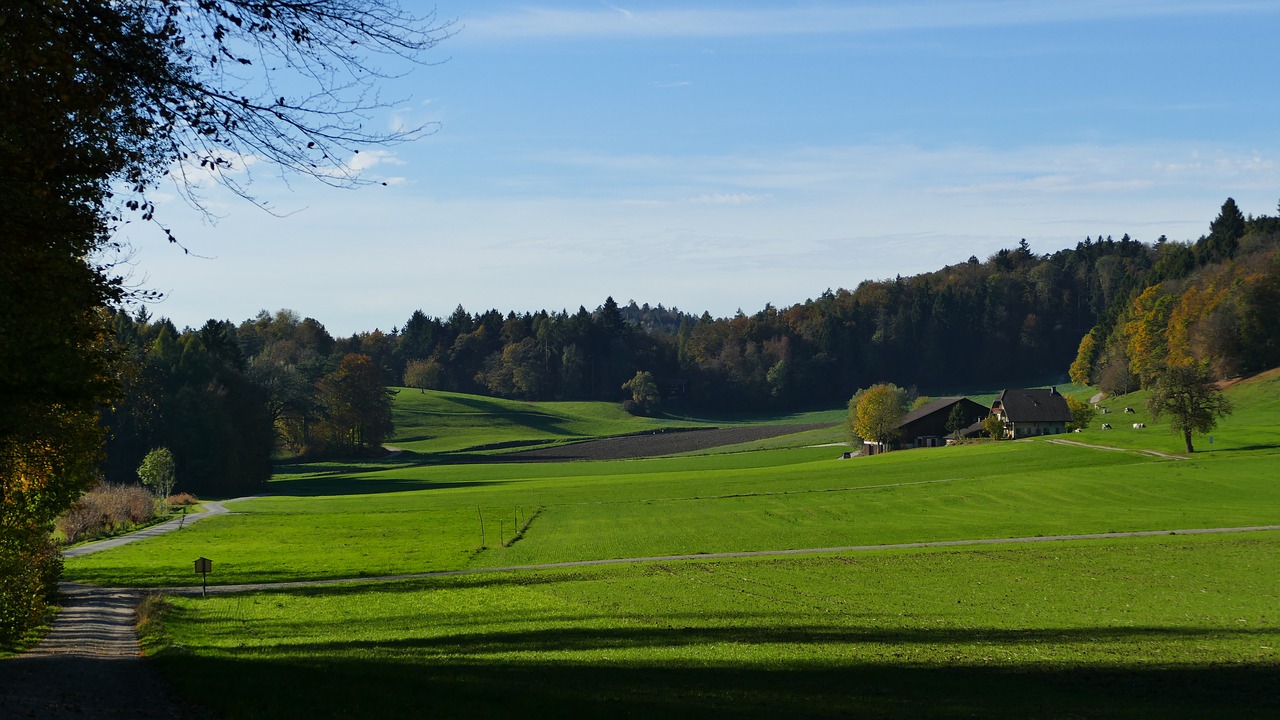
top-left (98, 198), bottom-right (1280, 498)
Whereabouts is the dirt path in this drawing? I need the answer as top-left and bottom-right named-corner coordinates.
top-left (1045, 437), bottom-right (1188, 460)
top-left (1, 500), bottom-right (251, 717)
top-left (0, 584), bottom-right (195, 719)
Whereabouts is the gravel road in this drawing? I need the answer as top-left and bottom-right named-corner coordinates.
top-left (0, 584), bottom-right (195, 719)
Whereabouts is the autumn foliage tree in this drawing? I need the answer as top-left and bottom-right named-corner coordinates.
top-left (849, 384), bottom-right (906, 451)
top-left (318, 354), bottom-right (394, 452)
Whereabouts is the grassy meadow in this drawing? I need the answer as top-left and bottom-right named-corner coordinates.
top-left (69, 375), bottom-right (1280, 717)
top-left (386, 388), bottom-right (713, 454)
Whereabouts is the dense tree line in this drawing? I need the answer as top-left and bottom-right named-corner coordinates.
top-left (103, 198), bottom-right (1274, 500)
top-left (378, 200), bottom-right (1278, 413)
top-left (102, 310), bottom-right (396, 497)
top-left (306, 234), bottom-right (1170, 411)
top-left (1071, 199), bottom-right (1280, 394)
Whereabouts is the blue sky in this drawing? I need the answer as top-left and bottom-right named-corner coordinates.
top-left (129, 1), bottom-right (1280, 335)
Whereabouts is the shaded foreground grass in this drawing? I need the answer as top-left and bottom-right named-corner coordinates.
top-left (148, 532), bottom-right (1280, 719)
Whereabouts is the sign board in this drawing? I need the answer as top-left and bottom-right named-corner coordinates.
top-left (194, 557), bottom-right (212, 574)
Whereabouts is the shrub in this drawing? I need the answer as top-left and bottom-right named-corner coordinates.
top-left (0, 525), bottom-right (61, 648)
top-left (55, 483), bottom-right (157, 544)
top-left (166, 492), bottom-right (199, 507)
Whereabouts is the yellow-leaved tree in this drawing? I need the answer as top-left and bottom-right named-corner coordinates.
top-left (848, 383), bottom-right (906, 452)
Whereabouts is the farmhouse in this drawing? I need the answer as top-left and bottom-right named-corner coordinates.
top-left (863, 396), bottom-right (988, 454)
top-left (990, 387), bottom-right (1072, 439)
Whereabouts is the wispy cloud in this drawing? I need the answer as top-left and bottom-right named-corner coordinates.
top-left (464, 2), bottom-right (1276, 40)
top-left (689, 192), bottom-right (768, 206)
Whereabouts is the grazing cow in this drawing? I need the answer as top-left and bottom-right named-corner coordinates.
top-left (1124, 407), bottom-right (1135, 413)
top-left (1073, 428), bottom-right (1082, 433)
top-left (1133, 422), bottom-right (1145, 429)
top-left (1099, 407), bottom-right (1108, 414)
top-left (1101, 423), bottom-right (1112, 430)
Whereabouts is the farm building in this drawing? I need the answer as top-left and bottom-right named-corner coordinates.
top-left (863, 396), bottom-right (989, 454)
top-left (990, 387), bottom-right (1072, 439)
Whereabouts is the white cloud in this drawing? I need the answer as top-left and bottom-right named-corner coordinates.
top-left (689, 192), bottom-right (768, 206)
top-left (348, 149), bottom-right (405, 172)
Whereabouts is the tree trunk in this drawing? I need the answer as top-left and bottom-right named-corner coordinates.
top-left (1184, 429), bottom-right (1195, 453)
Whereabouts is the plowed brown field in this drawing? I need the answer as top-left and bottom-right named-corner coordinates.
top-left (503, 424), bottom-right (834, 461)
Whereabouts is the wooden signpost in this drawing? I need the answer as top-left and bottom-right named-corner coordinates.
top-left (194, 557), bottom-right (212, 596)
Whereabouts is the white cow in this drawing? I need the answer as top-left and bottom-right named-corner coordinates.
top-left (1132, 422), bottom-right (1145, 429)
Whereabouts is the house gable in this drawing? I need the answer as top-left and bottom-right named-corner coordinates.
top-left (991, 388), bottom-right (1072, 438)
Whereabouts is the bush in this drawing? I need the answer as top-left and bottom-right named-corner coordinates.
top-left (166, 492), bottom-right (199, 507)
top-left (55, 483), bottom-right (157, 544)
top-left (0, 525), bottom-right (61, 648)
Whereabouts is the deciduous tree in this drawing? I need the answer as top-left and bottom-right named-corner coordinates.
top-left (1146, 365), bottom-right (1233, 453)
top-left (137, 447), bottom-right (177, 499)
top-left (982, 415), bottom-right (1005, 440)
top-left (622, 371), bottom-right (661, 416)
top-left (1064, 395), bottom-right (1096, 431)
top-left (318, 354), bottom-right (394, 452)
top-left (849, 384), bottom-right (906, 451)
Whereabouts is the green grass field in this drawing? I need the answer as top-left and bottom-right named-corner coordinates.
top-left (387, 388), bottom-right (715, 454)
top-left (69, 373), bottom-right (1280, 717)
top-left (146, 532), bottom-right (1280, 719)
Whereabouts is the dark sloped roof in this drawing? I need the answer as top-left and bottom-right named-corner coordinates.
top-left (995, 388), bottom-right (1072, 423)
top-left (901, 392), bottom-right (962, 425)
top-left (898, 396), bottom-right (969, 427)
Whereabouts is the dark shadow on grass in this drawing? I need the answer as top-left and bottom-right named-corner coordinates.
top-left (264, 477), bottom-right (499, 498)
top-left (152, 650), bottom-right (1280, 720)
top-left (1208, 443), bottom-right (1280, 453)
top-left (214, 620), bottom-right (1280, 658)
top-left (446, 395), bottom-right (576, 435)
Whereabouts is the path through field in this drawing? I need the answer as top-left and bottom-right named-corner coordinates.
top-left (0, 498), bottom-right (250, 718)
top-left (7, 492), bottom-right (1276, 717)
top-left (0, 584), bottom-right (196, 719)
top-left (62, 498), bottom-right (236, 558)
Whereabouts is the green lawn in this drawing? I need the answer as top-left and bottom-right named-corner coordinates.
top-left (68, 373), bottom-right (1280, 718)
top-left (146, 532), bottom-right (1280, 719)
top-left (63, 439), bottom-right (1280, 587)
top-left (387, 389), bottom-right (715, 454)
